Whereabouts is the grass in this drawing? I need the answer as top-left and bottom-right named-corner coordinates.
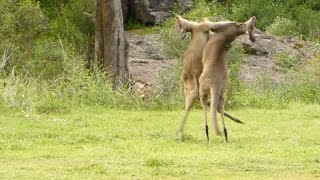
top-left (0, 104), bottom-right (319, 179)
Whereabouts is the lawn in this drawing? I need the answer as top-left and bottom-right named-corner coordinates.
top-left (0, 103), bottom-right (319, 179)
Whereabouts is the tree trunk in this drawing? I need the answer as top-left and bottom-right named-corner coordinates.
top-left (95, 0), bottom-right (129, 86)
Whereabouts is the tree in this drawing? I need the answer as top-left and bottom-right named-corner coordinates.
top-left (94, 0), bottom-right (129, 86)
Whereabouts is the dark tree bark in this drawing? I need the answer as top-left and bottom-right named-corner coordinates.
top-left (95, 0), bottom-right (129, 86)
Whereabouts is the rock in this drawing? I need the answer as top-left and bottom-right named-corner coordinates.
top-left (128, 0), bottom-right (193, 25)
top-left (126, 31), bottom-right (172, 85)
top-left (236, 28), bottom-right (315, 84)
top-left (177, 0), bottom-right (193, 11)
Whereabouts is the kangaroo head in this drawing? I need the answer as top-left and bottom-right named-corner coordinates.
top-left (176, 16), bottom-right (210, 40)
top-left (245, 16), bottom-right (256, 42)
top-left (210, 16), bottom-right (256, 43)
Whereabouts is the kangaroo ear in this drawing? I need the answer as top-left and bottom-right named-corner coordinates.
top-left (245, 16), bottom-right (256, 42)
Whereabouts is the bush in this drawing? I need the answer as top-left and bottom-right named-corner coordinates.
top-left (0, 51), bottom-right (145, 113)
top-left (0, 0), bottom-right (48, 75)
top-left (293, 5), bottom-right (320, 40)
top-left (152, 61), bottom-right (184, 110)
top-left (160, 21), bottom-right (188, 60)
top-left (275, 52), bottom-right (303, 71)
top-left (224, 0), bottom-right (288, 31)
top-left (222, 0), bottom-right (320, 40)
top-left (0, 0), bottom-right (95, 78)
top-left (49, 0), bottom-right (95, 55)
top-left (232, 52), bottom-right (320, 109)
top-left (266, 16), bottom-right (299, 36)
top-left (225, 43), bottom-right (245, 109)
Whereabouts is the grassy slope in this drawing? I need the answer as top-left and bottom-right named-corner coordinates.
top-left (0, 104), bottom-right (319, 179)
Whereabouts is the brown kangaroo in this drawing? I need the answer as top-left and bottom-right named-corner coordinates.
top-left (176, 16), bottom-right (243, 142)
top-left (199, 16), bottom-right (256, 142)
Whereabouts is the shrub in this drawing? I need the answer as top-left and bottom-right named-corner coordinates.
top-left (233, 52), bottom-right (320, 109)
top-left (0, 0), bottom-right (47, 45)
top-left (0, 0), bottom-right (95, 78)
top-left (49, 0), bottom-right (95, 55)
top-left (2, 73), bottom-right (38, 112)
top-left (160, 22), bottom-right (188, 60)
top-left (293, 5), bottom-right (320, 40)
top-left (185, 1), bottom-right (220, 20)
top-left (275, 52), bottom-right (303, 71)
top-left (0, 0), bottom-right (48, 75)
top-left (223, 0), bottom-right (320, 40)
top-left (0, 52), bottom-right (145, 113)
top-left (225, 43), bottom-right (245, 109)
top-left (224, 0), bottom-right (288, 31)
top-left (266, 16), bottom-right (299, 36)
top-left (152, 61), bottom-right (184, 110)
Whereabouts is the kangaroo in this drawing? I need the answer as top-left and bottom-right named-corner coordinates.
top-left (176, 16), bottom-right (243, 142)
top-left (199, 16), bottom-right (256, 142)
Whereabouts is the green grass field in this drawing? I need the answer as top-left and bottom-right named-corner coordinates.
top-left (0, 103), bottom-right (319, 179)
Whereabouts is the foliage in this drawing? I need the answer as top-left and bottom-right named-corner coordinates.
top-left (293, 5), bottom-right (320, 40)
top-left (183, 0), bottom-right (220, 20)
top-left (0, 0), bottom-right (95, 77)
top-left (266, 16), bottom-right (299, 37)
top-left (0, 58), bottom-right (147, 113)
top-left (222, 0), bottom-right (320, 40)
top-left (48, 0), bottom-right (95, 55)
top-left (125, 19), bottom-right (146, 31)
top-left (225, 43), bottom-right (245, 109)
top-left (232, 68), bottom-right (320, 109)
top-left (0, 0), bottom-right (48, 75)
top-left (37, 0), bottom-right (70, 18)
top-left (160, 22), bottom-right (188, 59)
top-left (222, 0), bottom-right (288, 30)
top-left (275, 52), bottom-right (303, 71)
top-left (153, 61), bottom-right (184, 110)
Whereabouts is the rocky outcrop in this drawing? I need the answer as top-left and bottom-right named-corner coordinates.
top-left (237, 29), bottom-right (314, 83)
top-left (177, 0), bottom-right (193, 12)
top-left (126, 31), bottom-right (172, 85)
top-left (127, 27), bottom-right (315, 87)
top-left (124, 0), bottom-right (193, 25)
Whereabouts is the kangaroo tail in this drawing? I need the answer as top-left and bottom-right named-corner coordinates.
top-left (223, 111), bottom-right (244, 124)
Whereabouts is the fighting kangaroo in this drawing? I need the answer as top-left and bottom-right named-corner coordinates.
top-left (199, 16), bottom-right (256, 142)
top-left (176, 16), bottom-right (243, 142)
